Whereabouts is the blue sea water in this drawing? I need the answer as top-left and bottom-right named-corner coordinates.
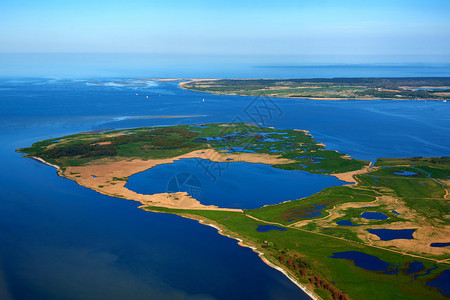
top-left (125, 159), bottom-right (345, 209)
top-left (1, 62), bottom-right (450, 299)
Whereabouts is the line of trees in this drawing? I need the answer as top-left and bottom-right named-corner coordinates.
top-left (355, 89), bottom-right (435, 99)
top-left (279, 253), bottom-right (348, 300)
top-left (42, 143), bottom-right (117, 159)
top-left (40, 127), bottom-right (200, 159)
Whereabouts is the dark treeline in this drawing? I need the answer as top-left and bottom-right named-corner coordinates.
top-left (278, 252), bottom-right (348, 300)
top-left (43, 143), bottom-right (117, 159)
top-left (40, 127), bottom-right (200, 159)
top-left (355, 88), bottom-right (434, 99)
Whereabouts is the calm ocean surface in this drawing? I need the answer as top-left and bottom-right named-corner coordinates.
top-left (1, 60), bottom-right (449, 299)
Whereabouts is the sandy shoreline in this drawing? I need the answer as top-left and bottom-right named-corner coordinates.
top-left (201, 220), bottom-right (319, 300)
top-left (331, 162), bottom-right (375, 183)
top-left (32, 157), bottom-right (61, 170)
top-left (150, 211), bottom-right (319, 300)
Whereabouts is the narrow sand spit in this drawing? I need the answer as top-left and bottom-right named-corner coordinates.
top-left (178, 78), bottom-right (221, 87)
top-left (331, 163), bottom-right (376, 183)
top-left (61, 149), bottom-right (294, 211)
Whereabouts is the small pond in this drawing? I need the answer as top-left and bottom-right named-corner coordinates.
top-left (256, 225), bottom-right (287, 232)
top-left (329, 251), bottom-right (393, 272)
top-left (336, 220), bottom-right (360, 226)
top-left (361, 212), bottom-right (389, 220)
top-left (406, 261), bottom-right (425, 274)
top-left (393, 170), bottom-right (419, 176)
top-left (430, 242), bottom-right (450, 248)
top-left (427, 269), bottom-right (450, 297)
top-left (367, 229), bottom-right (416, 241)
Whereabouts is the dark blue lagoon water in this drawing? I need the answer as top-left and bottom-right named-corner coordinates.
top-left (336, 220), bottom-right (360, 226)
top-left (367, 229), bottom-right (416, 241)
top-left (427, 269), bottom-right (450, 297)
top-left (257, 225), bottom-right (287, 232)
top-left (124, 159), bottom-right (345, 209)
top-left (329, 251), bottom-right (393, 272)
top-left (407, 261), bottom-right (425, 274)
top-left (360, 212), bottom-right (389, 220)
top-left (1, 67), bottom-right (450, 299)
top-left (430, 242), bottom-right (450, 248)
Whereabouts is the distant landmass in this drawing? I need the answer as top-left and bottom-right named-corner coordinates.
top-left (179, 77), bottom-right (450, 100)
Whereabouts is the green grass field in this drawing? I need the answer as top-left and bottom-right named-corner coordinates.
top-left (143, 206), bottom-right (448, 300)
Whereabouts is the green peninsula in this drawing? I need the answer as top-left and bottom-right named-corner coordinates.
top-left (180, 78), bottom-right (450, 100)
top-left (18, 123), bottom-right (450, 300)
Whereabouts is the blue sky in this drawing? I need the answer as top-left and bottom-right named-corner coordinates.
top-left (1, 0), bottom-right (449, 59)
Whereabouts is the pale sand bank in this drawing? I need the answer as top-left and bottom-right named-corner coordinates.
top-left (32, 157), bottom-right (61, 170)
top-left (331, 163), bottom-right (375, 183)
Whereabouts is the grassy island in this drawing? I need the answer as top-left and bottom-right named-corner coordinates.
top-left (179, 78), bottom-right (450, 100)
top-left (18, 123), bottom-right (449, 300)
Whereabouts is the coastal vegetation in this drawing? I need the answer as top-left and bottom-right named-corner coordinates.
top-left (180, 78), bottom-right (450, 100)
top-left (17, 123), bottom-right (450, 300)
top-left (18, 123), bottom-right (366, 174)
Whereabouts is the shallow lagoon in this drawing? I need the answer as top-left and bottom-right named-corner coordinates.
top-left (125, 158), bottom-right (346, 209)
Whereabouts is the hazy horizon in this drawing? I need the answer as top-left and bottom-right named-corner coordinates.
top-left (1, 1), bottom-right (449, 56)
top-left (1, 0), bottom-right (449, 77)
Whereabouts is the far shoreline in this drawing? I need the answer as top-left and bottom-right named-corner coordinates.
top-left (175, 78), bottom-right (450, 101)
